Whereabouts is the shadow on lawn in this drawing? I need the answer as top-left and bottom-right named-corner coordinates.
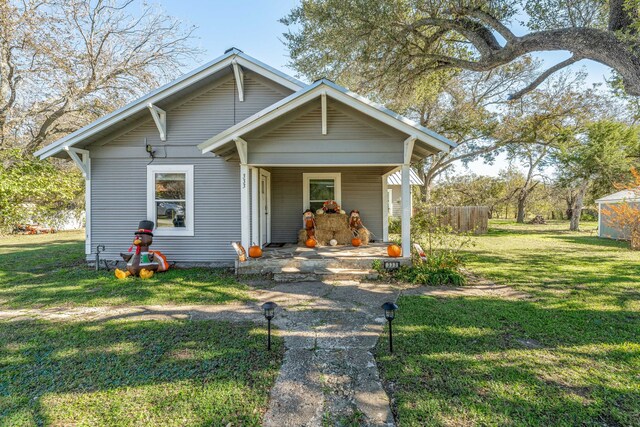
top-left (466, 248), bottom-right (640, 306)
top-left (0, 318), bottom-right (283, 426)
top-left (377, 295), bottom-right (640, 426)
top-left (548, 233), bottom-right (631, 249)
top-left (0, 238), bottom-right (247, 307)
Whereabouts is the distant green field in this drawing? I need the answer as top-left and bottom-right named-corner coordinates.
top-left (377, 220), bottom-right (640, 426)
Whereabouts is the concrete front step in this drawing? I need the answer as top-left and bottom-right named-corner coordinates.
top-left (273, 268), bottom-right (379, 283)
top-left (236, 257), bottom-right (409, 276)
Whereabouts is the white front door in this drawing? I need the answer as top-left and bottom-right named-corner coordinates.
top-left (259, 170), bottom-right (271, 246)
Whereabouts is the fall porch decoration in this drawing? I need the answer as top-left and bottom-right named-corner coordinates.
top-left (298, 207), bottom-right (371, 246)
top-left (249, 244), bottom-right (263, 258)
top-left (115, 220), bottom-right (164, 279)
top-left (387, 244), bottom-right (402, 258)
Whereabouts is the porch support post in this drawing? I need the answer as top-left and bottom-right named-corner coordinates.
top-left (382, 172), bottom-right (389, 242)
top-left (401, 136), bottom-right (416, 259)
top-left (236, 137), bottom-right (250, 250)
top-left (240, 164), bottom-right (250, 250)
top-left (401, 164), bottom-right (411, 258)
top-left (251, 167), bottom-right (259, 246)
top-left (64, 146), bottom-right (91, 255)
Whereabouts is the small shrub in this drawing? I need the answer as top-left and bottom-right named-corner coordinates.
top-left (384, 206), bottom-right (474, 286)
top-left (388, 217), bottom-right (401, 234)
top-left (394, 252), bottom-right (466, 286)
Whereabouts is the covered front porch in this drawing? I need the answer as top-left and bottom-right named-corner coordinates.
top-left (198, 78), bottom-right (454, 261)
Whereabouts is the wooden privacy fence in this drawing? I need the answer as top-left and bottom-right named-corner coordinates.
top-left (427, 206), bottom-right (489, 234)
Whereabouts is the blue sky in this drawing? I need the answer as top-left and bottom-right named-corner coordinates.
top-left (159, 0), bottom-right (614, 177)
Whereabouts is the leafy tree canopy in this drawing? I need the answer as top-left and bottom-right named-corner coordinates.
top-left (282, 0), bottom-right (640, 98)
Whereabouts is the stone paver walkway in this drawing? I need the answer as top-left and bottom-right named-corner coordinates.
top-left (0, 280), bottom-right (525, 426)
top-left (255, 280), bottom-right (400, 426)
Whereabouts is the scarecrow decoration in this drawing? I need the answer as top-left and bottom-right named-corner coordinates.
top-left (349, 210), bottom-right (364, 231)
top-left (298, 203), bottom-right (371, 246)
top-left (303, 209), bottom-right (316, 239)
top-left (115, 220), bottom-right (169, 279)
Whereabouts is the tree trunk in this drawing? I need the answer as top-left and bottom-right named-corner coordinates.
top-left (516, 191), bottom-right (527, 223)
top-left (569, 184), bottom-right (588, 231)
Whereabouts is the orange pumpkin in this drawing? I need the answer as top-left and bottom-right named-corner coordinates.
top-left (387, 244), bottom-right (401, 257)
top-left (248, 245), bottom-right (263, 258)
top-left (351, 237), bottom-right (362, 247)
top-left (305, 238), bottom-right (317, 248)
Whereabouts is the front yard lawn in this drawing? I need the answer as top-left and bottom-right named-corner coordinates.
top-left (1, 318), bottom-right (283, 426)
top-left (0, 231), bottom-right (250, 308)
top-left (377, 220), bottom-right (640, 426)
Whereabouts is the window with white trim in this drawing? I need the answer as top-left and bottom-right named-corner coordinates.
top-left (303, 172), bottom-right (341, 212)
top-left (147, 164), bottom-right (194, 236)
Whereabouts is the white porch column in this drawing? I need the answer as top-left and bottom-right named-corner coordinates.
top-left (240, 164), bottom-right (250, 250)
top-left (401, 164), bottom-right (411, 258)
top-left (251, 167), bottom-right (259, 246)
top-left (382, 173), bottom-right (389, 242)
top-left (235, 137), bottom-right (251, 250)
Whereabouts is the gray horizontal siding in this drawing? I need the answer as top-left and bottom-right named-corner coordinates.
top-left (91, 157), bottom-right (241, 262)
top-left (247, 99), bottom-right (406, 165)
top-left (87, 70), bottom-right (293, 262)
top-left (268, 167), bottom-right (385, 242)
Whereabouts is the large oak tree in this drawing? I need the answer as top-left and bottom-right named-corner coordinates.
top-left (282, 0), bottom-right (640, 98)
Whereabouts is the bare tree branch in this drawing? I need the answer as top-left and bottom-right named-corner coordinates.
top-left (508, 55), bottom-right (583, 100)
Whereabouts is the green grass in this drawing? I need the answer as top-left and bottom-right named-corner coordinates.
top-left (1, 318), bottom-right (283, 426)
top-left (0, 232), bottom-right (250, 308)
top-left (377, 220), bottom-right (640, 426)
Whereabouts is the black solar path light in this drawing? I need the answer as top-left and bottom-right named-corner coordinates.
top-left (382, 302), bottom-right (398, 353)
top-left (261, 301), bottom-right (278, 350)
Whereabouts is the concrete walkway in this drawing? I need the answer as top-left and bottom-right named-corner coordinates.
top-left (254, 280), bottom-right (400, 427)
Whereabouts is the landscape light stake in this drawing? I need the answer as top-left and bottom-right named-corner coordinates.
top-left (261, 301), bottom-right (278, 350)
top-left (382, 302), bottom-right (398, 353)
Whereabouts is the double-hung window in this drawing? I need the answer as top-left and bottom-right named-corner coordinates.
top-left (147, 164), bottom-right (194, 236)
top-left (303, 172), bottom-right (341, 212)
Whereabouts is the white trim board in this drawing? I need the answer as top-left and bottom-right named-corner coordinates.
top-left (303, 172), bottom-right (342, 212)
top-left (146, 164), bottom-right (194, 237)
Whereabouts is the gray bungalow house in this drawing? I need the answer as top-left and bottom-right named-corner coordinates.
top-left (35, 49), bottom-right (454, 264)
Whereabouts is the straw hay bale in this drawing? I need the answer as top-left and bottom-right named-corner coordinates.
top-left (334, 228), bottom-right (354, 245)
top-left (315, 213), bottom-right (348, 232)
top-left (315, 229), bottom-right (335, 245)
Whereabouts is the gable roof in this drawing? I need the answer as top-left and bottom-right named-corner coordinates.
top-left (198, 78), bottom-right (455, 157)
top-left (596, 189), bottom-right (640, 203)
top-left (387, 169), bottom-right (424, 186)
top-left (34, 48), bottom-right (304, 160)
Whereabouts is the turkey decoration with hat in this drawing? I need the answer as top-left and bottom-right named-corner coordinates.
top-left (115, 220), bottom-right (169, 279)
